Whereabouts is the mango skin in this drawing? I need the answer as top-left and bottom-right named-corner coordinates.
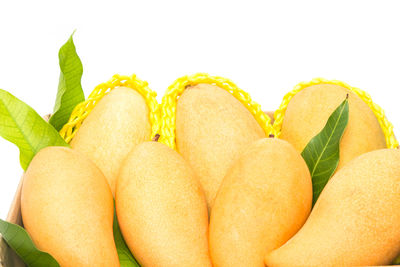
top-left (21, 147), bottom-right (119, 267)
top-left (265, 149), bottom-right (400, 267)
top-left (209, 138), bottom-right (312, 267)
top-left (176, 83), bottom-right (266, 209)
top-left (71, 87), bottom-right (151, 195)
top-left (115, 141), bottom-right (212, 267)
top-left (280, 84), bottom-right (386, 170)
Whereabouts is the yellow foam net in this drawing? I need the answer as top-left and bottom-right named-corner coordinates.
top-left (59, 74), bottom-right (160, 143)
top-left (60, 74), bottom-right (397, 151)
top-left (273, 78), bottom-right (399, 149)
top-left (157, 73), bottom-right (274, 150)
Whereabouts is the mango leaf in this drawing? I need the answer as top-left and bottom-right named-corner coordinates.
top-left (393, 254), bottom-right (400, 264)
top-left (113, 207), bottom-right (140, 267)
top-left (0, 219), bottom-right (60, 267)
top-left (301, 96), bottom-right (349, 206)
top-left (49, 32), bottom-right (85, 131)
top-left (0, 89), bottom-right (69, 170)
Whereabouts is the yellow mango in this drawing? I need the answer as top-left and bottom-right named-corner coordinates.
top-left (71, 87), bottom-right (151, 195)
top-left (21, 147), bottom-right (119, 267)
top-left (115, 141), bottom-right (212, 267)
top-left (209, 138), bottom-right (312, 267)
top-left (265, 149), bottom-right (400, 267)
top-left (280, 84), bottom-right (386, 170)
top-left (176, 83), bottom-right (266, 209)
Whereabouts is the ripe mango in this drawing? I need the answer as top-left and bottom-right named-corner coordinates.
top-left (265, 149), bottom-right (400, 267)
top-left (209, 138), bottom-right (312, 267)
top-left (115, 141), bottom-right (212, 267)
top-left (71, 87), bottom-right (152, 195)
top-left (21, 147), bottom-right (119, 267)
top-left (176, 83), bottom-right (265, 209)
top-left (279, 83), bottom-right (386, 170)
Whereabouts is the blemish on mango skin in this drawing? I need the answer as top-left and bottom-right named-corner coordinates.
top-left (175, 83), bottom-right (266, 210)
top-left (280, 84), bottom-right (386, 171)
top-left (265, 149), bottom-right (400, 267)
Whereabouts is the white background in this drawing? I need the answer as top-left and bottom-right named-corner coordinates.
top-left (0, 0), bottom-right (400, 219)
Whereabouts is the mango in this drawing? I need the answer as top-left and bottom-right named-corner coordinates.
top-left (176, 83), bottom-right (266, 209)
top-left (115, 141), bottom-right (212, 267)
top-left (279, 83), bottom-right (386, 170)
top-left (265, 148), bottom-right (400, 267)
top-left (209, 138), bottom-right (312, 267)
top-left (71, 87), bottom-right (152, 195)
top-left (21, 146), bottom-right (119, 267)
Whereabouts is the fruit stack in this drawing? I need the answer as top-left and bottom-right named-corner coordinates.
top-left (0, 36), bottom-right (399, 267)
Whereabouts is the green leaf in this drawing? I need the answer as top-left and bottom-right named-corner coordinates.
top-left (0, 89), bottom-right (69, 170)
top-left (393, 254), bottom-right (400, 264)
top-left (301, 96), bottom-right (349, 206)
top-left (49, 32), bottom-right (85, 131)
top-left (113, 207), bottom-right (140, 267)
top-left (0, 219), bottom-right (60, 267)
